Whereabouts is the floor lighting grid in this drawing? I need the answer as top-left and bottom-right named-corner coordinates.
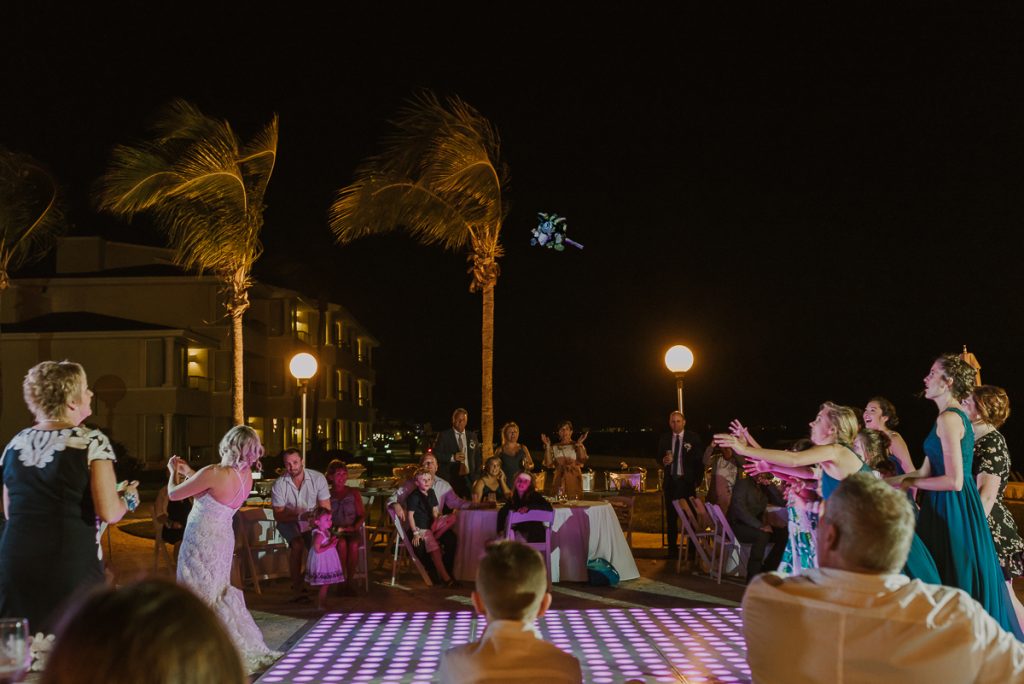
top-left (256, 607), bottom-right (751, 684)
top-left (640, 607), bottom-right (750, 683)
top-left (256, 610), bottom-right (477, 683)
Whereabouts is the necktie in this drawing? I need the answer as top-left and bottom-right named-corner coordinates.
top-left (674, 434), bottom-right (683, 477)
top-left (457, 432), bottom-right (465, 456)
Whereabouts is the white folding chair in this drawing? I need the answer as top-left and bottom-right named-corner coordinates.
top-left (673, 499), bottom-right (715, 574)
top-left (505, 508), bottom-right (555, 585)
top-left (388, 505), bottom-right (434, 587)
top-left (704, 502), bottom-right (751, 584)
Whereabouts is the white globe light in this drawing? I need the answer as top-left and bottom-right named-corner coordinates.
top-left (664, 345), bottom-right (694, 373)
top-left (289, 352), bottom-right (318, 380)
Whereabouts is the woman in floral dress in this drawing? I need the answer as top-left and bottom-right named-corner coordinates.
top-left (965, 384), bottom-right (1024, 625)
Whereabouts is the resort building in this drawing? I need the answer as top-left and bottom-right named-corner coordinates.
top-left (0, 236), bottom-right (377, 467)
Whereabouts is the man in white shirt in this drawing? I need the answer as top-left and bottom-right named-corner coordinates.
top-left (742, 473), bottom-right (1024, 683)
top-left (438, 541), bottom-right (582, 683)
top-left (271, 449), bottom-right (330, 595)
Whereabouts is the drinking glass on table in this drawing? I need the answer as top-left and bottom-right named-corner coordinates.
top-left (0, 618), bottom-right (29, 683)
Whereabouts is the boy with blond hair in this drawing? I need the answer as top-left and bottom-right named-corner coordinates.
top-left (437, 541), bottom-right (582, 683)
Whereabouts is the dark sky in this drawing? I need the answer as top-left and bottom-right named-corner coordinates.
top-left (4, 6), bottom-right (1024, 454)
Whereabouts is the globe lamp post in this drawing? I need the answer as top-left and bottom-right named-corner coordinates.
top-left (289, 352), bottom-right (318, 466)
top-left (664, 345), bottom-right (694, 415)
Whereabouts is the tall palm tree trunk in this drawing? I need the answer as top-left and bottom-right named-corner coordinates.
top-left (230, 307), bottom-right (245, 425)
top-left (481, 283), bottom-right (494, 458)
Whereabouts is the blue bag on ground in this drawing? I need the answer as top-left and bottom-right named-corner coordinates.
top-left (587, 558), bottom-right (620, 586)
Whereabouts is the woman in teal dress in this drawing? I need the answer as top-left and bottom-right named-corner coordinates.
top-left (891, 354), bottom-right (1023, 638)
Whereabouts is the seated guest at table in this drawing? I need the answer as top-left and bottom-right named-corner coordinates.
top-left (325, 459), bottom-right (365, 592)
top-left (438, 541), bottom-right (582, 683)
top-left (271, 449), bottom-right (330, 596)
top-left (497, 422), bottom-right (535, 485)
top-left (473, 457), bottom-right (512, 504)
top-left (541, 420), bottom-right (588, 499)
top-left (405, 468), bottom-right (457, 588)
top-left (41, 579), bottom-right (247, 684)
top-left (743, 473), bottom-right (1024, 682)
top-left (389, 454), bottom-right (469, 575)
top-left (728, 472), bottom-right (788, 582)
top-left (497, 472), bottom-right (554, 543)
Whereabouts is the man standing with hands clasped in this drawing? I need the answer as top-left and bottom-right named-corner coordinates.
top-left (659, 410), bottom-right (704, 560)
top-left (434, 408), bottom-right (481, 499)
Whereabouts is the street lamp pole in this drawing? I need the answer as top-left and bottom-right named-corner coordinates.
top-left (289, 353), bottom-right (318, 467)
top-left (664, 345), bottom-right (695, 415)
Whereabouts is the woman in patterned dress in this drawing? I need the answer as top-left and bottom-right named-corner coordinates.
top-left (964, 384), bottom-right (1024, 625)
top-left (0, 361), bottom-right (138, 633)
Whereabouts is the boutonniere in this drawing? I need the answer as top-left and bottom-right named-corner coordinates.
top-left (469, 440), bottom-right (477, 450)
top-left (683, 442), bottom-right (692, 452)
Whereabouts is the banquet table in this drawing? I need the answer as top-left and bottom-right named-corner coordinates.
top-left (452, 500), bottom-right (640, 583)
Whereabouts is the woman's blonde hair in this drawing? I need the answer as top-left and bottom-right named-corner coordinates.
top-left (23, 360), bottom-right (86, 422)
top-left (218, 426), bottom-right (264, 470)
top-left (500, 422), bottom-right (519, 444)
top-left (820, 401), bottom-right (859, 445)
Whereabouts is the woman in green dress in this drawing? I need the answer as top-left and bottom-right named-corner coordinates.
top-left (890, 355), bottom-right (1022, 638)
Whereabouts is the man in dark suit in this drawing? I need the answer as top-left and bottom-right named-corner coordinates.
top-left (433, 408), bottom-right (481, 499)
top-left (659, 410), bottom-right (704, 559)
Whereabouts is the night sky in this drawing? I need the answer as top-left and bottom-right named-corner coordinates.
top-left (4, 6), bottom-right (1024, 457)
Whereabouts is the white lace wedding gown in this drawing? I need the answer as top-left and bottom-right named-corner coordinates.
top-left (177, 475), bottom-right (281, 673)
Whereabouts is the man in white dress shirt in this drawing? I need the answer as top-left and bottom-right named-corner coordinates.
top-left (271, 449), bottom-right (330, 595)
top-left (438, 541), bottom-right (582, 683)
top-left (742, 472), bottom-right (1024, 683)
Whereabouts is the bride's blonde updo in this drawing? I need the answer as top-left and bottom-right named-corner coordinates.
top-left (218, 426), bottom-right (264, 470)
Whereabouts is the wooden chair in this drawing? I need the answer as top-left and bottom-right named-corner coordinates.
top-left (505, 508), bottom-right (556, 585)
top-left (235, 507), bottom-right (290, 594)
top-left (345, 522), bottom-right (371, 592)
top-left (605, 495), bottom-right (636, 547)
top-left (152, 502), bottom-right (179, 572)
top-left (673, 498), bottom-right (715, 574)
top-left (388, 505), bottom-right (434, 587)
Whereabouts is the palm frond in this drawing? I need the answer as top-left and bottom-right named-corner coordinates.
top-left (95, 100), bottom-right (274, 277)
top-left (329, 91), bottom-right (508, 251)
top-left (0, 146), bottom-right (66, 281)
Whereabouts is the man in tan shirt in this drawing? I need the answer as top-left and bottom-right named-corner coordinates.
top-left (743, 473), bottom-right (1024, 683)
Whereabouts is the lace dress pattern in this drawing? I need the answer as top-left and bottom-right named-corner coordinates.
top-left (177, 492), bottom-right (281, 673)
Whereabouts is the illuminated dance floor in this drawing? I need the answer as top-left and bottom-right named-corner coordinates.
top-left (256, 606), bottom-right (750, 683)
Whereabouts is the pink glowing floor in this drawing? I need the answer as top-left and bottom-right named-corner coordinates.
top-left (255, 607), bottom-right (750, 683)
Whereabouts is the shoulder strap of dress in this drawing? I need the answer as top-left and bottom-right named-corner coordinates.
top-left (838, 442), bottom-right (870, 468)
top-left (943, 407), bottom-right (969, 424)
top-left (230, 467), bottom-right (246, 500)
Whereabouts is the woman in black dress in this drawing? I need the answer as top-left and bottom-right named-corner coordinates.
top-left (0, 361), bottom-right (138, 633)
top-left (965, 384), bottom-right (1024, 625)
top-left (496, 422), bottom-right (534, 485)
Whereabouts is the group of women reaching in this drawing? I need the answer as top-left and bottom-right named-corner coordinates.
top-left (715, 353), bottom-right (1024, 639)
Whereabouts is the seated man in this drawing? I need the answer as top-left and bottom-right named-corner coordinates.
top-left (743, 473), bottom-right (1024, 683)
top-left (389, 453), bottom-right (469, 575)
top-left (271, 448), bottom-right (330, 596)
top-left (727, 472), bottom-right (787, 582)
top-left (438, 541), bottom-right (582, 683)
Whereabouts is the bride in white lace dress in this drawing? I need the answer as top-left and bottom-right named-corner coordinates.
top-left (167, 426), bottom-right (281, 673)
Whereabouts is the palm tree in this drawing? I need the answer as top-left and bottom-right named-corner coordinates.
top-left (96, 100), bottom-right (278, 425)
top-left (0, 146), bottom-right (65, 293)
top-left (0, 146), bottom-right (66, 420)
top-left (329, 92), bottom-right (508, 457)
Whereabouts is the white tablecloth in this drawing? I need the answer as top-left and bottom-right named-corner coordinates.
top-left (453, 500), bottom-right (640, 583)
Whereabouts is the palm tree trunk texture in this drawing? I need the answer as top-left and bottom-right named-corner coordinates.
top-left (230, 308), bottom-right (244, 425)
top-left (481, 283), bottom-right (494, 458)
